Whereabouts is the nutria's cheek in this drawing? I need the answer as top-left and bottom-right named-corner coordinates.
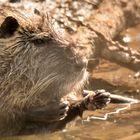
top-left (72, 69), bottom-right (88, 91)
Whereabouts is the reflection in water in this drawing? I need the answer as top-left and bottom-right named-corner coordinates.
top-left (122, 25), bottom-right (140, 44)
top-left (3, 102), bottom-right (139, 140)
top-left (88, 103), bottom-right (134, 121)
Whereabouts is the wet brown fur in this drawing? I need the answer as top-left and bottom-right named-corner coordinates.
top-left (0, 5), bottom-right (91, 135)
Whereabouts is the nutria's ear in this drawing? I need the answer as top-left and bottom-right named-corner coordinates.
top-left (0, 16), bottom-right (19, 38)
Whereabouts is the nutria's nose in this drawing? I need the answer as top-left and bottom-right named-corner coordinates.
top-left (74, 60), bottom-right (87, 71)
top-left (87, 59), bottom-right (99, 72)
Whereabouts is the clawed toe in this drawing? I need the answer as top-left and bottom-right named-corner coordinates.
top-left (58, 102), bottom-right (69, 120)
top-left (84, 89), bottom-right (111, 111)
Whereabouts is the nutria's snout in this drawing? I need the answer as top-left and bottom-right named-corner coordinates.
top-left (87, 58), bottom-right (99, 72)
top-left (74, 59), bottom-right (88, 72)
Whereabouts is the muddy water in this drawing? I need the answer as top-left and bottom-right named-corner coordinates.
top-left (1, 25), bottom-right (140, 140)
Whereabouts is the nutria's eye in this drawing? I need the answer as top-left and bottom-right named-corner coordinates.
top-left (9, 0), bottom-right (20, 2)
top-left (33, 39), bottom-right (46, 46)
top-left (32, 37), bottom-right (53, 47)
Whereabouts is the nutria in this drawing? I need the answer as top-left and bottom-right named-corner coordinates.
top-left (0, 5), bottom-right (110, 136)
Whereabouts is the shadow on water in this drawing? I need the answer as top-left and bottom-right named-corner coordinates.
top-left (1, 25), bottom-right (140, 140)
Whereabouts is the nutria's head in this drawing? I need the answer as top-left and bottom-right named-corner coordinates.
top-left (0, 6), bottom-right (90, 108)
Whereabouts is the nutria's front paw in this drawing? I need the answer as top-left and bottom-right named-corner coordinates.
top-left (26, 101), bottom-right (69, 123)
top-left (44, 101), bottom-right (69, 122)
top-left (84, 90), bottom-right (111, 110)
top-left (58, 101), bottom-right (69, 120)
